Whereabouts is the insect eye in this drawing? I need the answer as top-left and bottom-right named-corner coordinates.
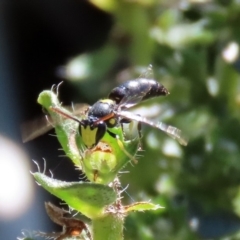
top-left (95, 122), bottom-right (107, 145)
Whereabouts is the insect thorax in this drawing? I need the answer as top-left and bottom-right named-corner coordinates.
top-left (88, 99), bottom-right (118, 128)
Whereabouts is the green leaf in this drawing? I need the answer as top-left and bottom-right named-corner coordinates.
top-left (124, 202), bottom-right (163, 213)
top-left (33, 172), bottom-right (117, 219)
top-left (37, 90), bottom-right (82, 167)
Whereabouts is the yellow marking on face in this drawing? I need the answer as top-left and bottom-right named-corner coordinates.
top-left (80, 125), bottom-right (98, 148)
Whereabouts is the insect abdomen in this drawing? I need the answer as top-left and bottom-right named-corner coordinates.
top-left (108, 78), bottom-right (169, 104)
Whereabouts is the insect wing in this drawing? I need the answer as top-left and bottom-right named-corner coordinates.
top-left (138, 64), bottom-right (154, 79)
top-left (70, 103), bottom-right (89, 116)
top-left (21, 115), bottom-right (53, 143)
top-left (117, 111), bottom-right (188, 146)
top-left (21, 104), bottom-right (89, 143)
top-left (118, 79), bottom-right (153, 109)
top-left (118, 65), bottom-right (154, 108)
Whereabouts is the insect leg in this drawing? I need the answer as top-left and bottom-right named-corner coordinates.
top-left (137, 120), bottom-right (143, 150)
top-left (119, 118), bottom-right (131, 141)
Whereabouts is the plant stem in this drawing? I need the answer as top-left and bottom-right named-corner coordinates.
top-left (92, 212), bottom-right (124, 240)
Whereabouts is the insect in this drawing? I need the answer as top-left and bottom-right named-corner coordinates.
top-left (50, 67), bottom-right (188, 148)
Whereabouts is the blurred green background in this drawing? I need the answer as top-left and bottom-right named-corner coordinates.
top-left (59, 0), bottom-right (240, 239)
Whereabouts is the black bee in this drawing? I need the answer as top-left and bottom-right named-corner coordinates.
top-left (50, 68), bottom-right (187, 148)
top-left (22, 66), bottom-right (188, 147)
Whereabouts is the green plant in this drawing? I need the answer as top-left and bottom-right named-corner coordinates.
top-left (21, 88), bottom-right (162, 240)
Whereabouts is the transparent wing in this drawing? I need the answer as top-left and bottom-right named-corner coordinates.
top-left (70, 103), bottom-right (89, 118)
top-left (117, 110), bottom-right (188, 146)
top-left (138, 64), bottom-right (154, 79)
top-left (118, 81), bottom-right (152, 108)
top-left (21, 104), bottom-right (89, 143)
top-left (21, 116), bottom-right (53, 143)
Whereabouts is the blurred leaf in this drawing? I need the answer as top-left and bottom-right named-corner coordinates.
top-left (150, 20), bottom-right (215, 49)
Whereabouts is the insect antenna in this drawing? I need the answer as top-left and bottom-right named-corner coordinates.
top-left (50, 107), bottom-right (82, 124)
